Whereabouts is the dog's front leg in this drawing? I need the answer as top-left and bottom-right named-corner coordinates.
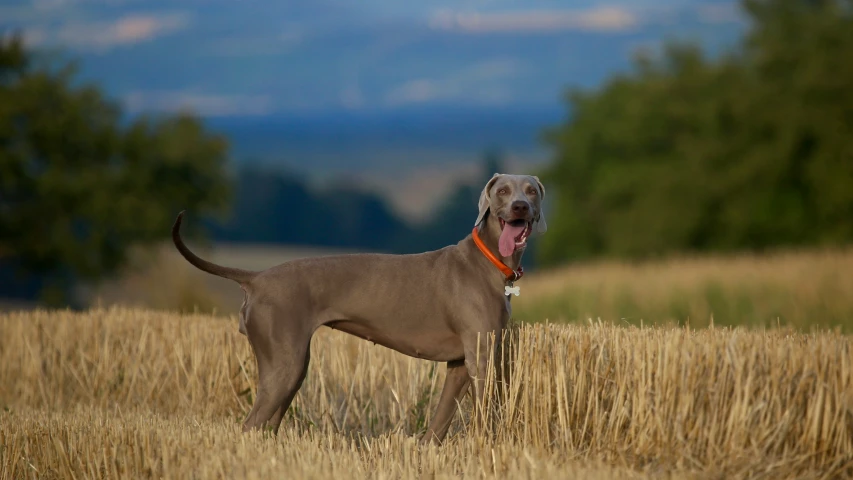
top-left (462, 327), bottom-right (503, 436)
top-left (420, 359), bottom-right (470, 444)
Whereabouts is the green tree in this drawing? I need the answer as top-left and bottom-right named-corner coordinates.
top-left (539, 0), bottom-right (853, 265)
top-left (740, 0), bottom-right (853, 244)
top-left (0, 33), bottom-right (231, 305)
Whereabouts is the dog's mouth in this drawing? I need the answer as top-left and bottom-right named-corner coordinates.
top-left (498, 218), bottom-right (532, 257)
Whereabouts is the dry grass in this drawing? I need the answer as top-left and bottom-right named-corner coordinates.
top-left (78, 243), bottom-right (853, 334)
top-left (515, 247), bottom-right (853, 331)
top-left (1, 308), bottom-right (851, 479)
top-left (78, 243), bottom-right (362, 316)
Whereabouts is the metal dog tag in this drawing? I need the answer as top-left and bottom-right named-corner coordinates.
top-left (505, 284), bottom-right (520, 297)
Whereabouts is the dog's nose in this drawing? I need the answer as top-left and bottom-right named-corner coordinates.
top-left (511, 201), bottom-right (530, 216)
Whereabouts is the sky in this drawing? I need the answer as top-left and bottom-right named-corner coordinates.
top-left (1, 0), bottom-right (747, 118)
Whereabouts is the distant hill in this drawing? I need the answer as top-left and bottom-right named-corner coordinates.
top-left (203, 105), bottom-right (561, 219)
top-left (205, 105), bottom-right (562, 175)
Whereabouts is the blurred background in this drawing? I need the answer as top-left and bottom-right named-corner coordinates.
top-left (1, 0), bottom-right (851, 329)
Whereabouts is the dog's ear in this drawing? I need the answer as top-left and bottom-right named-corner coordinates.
top-left (474, 173), bottom-right (502, 228)
top-left (532, 176), bottom-right (547, 234)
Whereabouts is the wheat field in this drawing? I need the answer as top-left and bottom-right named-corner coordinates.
top-left (513, 247), bottom-right (853, 331)
top-left (79, 244), bottom-right (853, 334)
top-left (1, 307), bottom-right (851, 479)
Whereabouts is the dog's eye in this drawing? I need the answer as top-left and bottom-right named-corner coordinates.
top-left (497, 188), bottom-right (508, 195)
top-left (527, 188), bottom-right (537, 196)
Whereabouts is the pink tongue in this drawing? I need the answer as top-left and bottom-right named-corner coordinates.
top-left (499, 224), bottom-right (526, 257)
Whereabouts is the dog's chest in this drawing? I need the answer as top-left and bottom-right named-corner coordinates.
top-left (503, 294), bottom-right (512, 316)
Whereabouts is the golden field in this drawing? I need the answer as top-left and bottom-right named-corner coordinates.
top-left (512, 247), bottom-right (853, 331)
top-left (76, 243), bottom-right (853, 333)
top-left (1, 307), bottom-right (851, 479)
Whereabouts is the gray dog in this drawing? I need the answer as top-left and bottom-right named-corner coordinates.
top-left (172, 173), bottom-right (546, 443)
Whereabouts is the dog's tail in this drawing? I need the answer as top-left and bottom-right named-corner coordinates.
top-left (172, 211), bottom-right (257, 284)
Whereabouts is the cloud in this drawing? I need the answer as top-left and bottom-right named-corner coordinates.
top-left (429, 6), bottom-right (640, 33)
top-left (696, 3), bottom-right (743, 24)
top-left (624, 39), bottom-right (664, 59)
top-left (206, 30), bottom-right (303, 57)
top-left (23, 12), bottom-right (191, 52)
top-left (339, 84), bottom-right (366, 109)
top-left (383, 58), bottom-right (519, 107)
top-left (124, 90), bottom-right (274, 117)
top-left (0, 5), bottom-right (43, 23)
top-left (385, 79), bottom-right (444, 105)
top-left (20, 28), bottom-right (49, 46)
top-left (30, 0), bottom-right (73, 13)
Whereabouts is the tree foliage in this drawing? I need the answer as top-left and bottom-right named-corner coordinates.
top-left (207, 167), bottom-right (409, 251)
top-left (211, 150), bottom-right (506, 255)
top-left (0, 33), bottom-right (230, 304)
top-left (539, 0), bottom-right (853, 265)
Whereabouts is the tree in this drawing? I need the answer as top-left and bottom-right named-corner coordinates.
top-left (206, 166), bottom-right (412, 251)
top-left (538, 0), bottom-right (853, 265)
top-left (0, 33), bottom-right (231, 305)
top-left (740, 0), bottom-right (853, 245)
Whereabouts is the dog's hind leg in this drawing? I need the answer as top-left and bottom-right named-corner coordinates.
top-left (241, 342), bottom-right (311, 433)
top-left (264, 345), bottom-right (311, 435)
top-left (241, 310), bottom-right (313, 434)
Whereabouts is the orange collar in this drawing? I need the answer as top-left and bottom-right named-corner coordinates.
top-left (471, 226), bottom-right (524, 282)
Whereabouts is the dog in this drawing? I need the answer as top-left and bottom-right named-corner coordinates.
top-left (171, 173), bottom-right (546, 442)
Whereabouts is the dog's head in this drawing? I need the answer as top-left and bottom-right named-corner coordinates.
top-left (474, 173), bottom-right (547, 257)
